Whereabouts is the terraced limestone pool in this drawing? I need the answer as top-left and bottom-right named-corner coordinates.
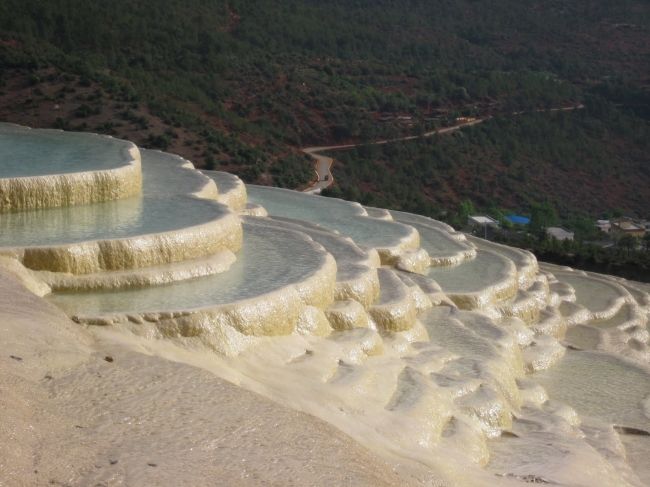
top-left (141, 150), bottom-right (217, 198)
top-left (426, 250), bottom-right (517, 311)
top-left (0, 123), bottom-right (133, 177)
top-left (246, 184), bottom-right (415, 251)
top-left (390, 209), bottom-right (456, 233)
top-left (427, 250), bottom-right (513, 294)
top-left (590, 304), bottom-right (642, 329)
top-left (258, 217), bottom-right (376, 282)
top-left (0, 150), bottom-right (225, 248)
top-left (48, 219), bottom-right (329, 316)
top-left (391, 211), bottom-right (475, 266)
top-left (0, 194), bottom-right (228, 248)
top-left (4, 124), bottom-right (650, 487)
top-left (0, 124), bottom-right (142, 213)
top-left (203, 170), bottom-right (241, 195)
top-left (535, 350), bottom-right (650, 432)
top-left (202, 170), bottom-right (247, 211)
top-left (553, 271), bottom-right (628, 317)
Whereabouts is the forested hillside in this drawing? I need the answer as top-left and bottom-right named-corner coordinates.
top-left (0, 0), bottom-right (648, 214)
top-left (325, 105), bottom-right (650, 218)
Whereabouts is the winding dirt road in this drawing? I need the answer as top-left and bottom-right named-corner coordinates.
top-left (302, 104), bottom-right (584, 194)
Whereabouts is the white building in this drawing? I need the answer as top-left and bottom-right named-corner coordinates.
top-left (468, 215), bottom-right (499, 238)
top-left (596, 220), bottom-right (611, 233)
top-left (468, 215), bottom-right (499, 228)
top-left (546, 227), bottom-right (574, 241)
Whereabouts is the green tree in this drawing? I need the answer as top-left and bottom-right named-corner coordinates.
top-left (530, 202), bottom-right (558, 236)
top-left (642, 233), bottom-right (650, 253)
top-left (618, 234), bottom-right (638, 256)
top-left (458, 199), bottom-right (475, 221)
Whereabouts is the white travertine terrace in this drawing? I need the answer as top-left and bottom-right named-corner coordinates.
top-left (369, 269), bottom-right (419, 332)
top-left (325, 299), bottom-right (373, 330)
top-left (35, 250), bottom-right (237, 291)
top-left (0, 203), bottom-right (242, 274)
top-left (5, 211), bottom-right (241, 274)
top-left (0, 124), bottom-right (142, 212)
top-left (2, 126), bottom-right (650, 486)
top-left (467, 236), bottom-right (539, 289)
top-left (390, 209), bottom-right (458, 234)
top-left (0, 148), bottom-right (243, 274)
top-left (246, 184), bottom-right (423, 265)
top-left (428, 249), bottom-right (519, 310)
top-left (394, 212), bottom-right (477, 267)
top-left (50, 219), bottom-right (338, 355)
top-left (142, 149), bottom-right (220, 200)
top-left (202, 170), bottom-right (248, 211)
top-left (364, 205), bottom-right (394, 220)
top-left (255, 216), bottom-right (381, 307)
top-left (240, 202), bottom-right (269, 216)
top-left (551, 269), bottom-right (631, 321)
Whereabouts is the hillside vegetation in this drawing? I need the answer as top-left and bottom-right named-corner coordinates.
top-left (0, 0), bottom-right (648, 214)
top-left (325, 105), bottom-right (649, 217)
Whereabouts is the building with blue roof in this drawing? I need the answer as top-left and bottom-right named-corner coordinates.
top-left (505, 214), bottom-right (530, 225)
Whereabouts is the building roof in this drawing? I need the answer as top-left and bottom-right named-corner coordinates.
top-left (546, 227), bottom-right (574, 240)
top-left (505, 215), bottom-right (530, 225)
top-left (469, 215), bottom-right (498, 225)
top-left (614, 221), bottom-right (644, 231)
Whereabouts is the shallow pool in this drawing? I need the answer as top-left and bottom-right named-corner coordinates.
top-left (0, 124), bottom-right (132, 177)
top-left (246, 185), bottom-right (414, 249)
top-left (48, 220), bottom-right (326, 315)
top-left (427, 250), bottom-right (513, 294)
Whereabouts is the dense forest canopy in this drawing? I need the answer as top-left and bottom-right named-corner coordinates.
top-left (0, 0), bottom-right (648, 215)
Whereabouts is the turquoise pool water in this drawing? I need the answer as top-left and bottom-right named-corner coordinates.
top-left (0, 124), bottom-right (132, 177)
top-left (246, 185), bottom-right (414, 249)
top-left (48, 220), bottom-right (325, 315)
top-left (392, 213), bottom-right (473, 260)
top-left (141, 150), bottom-right (212, 197)
top-left (0, 152), bottom-right (227, 248)
top-left (427, 250), bottom-right (513, 294)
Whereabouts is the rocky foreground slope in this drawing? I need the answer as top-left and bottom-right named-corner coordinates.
top-left (1, 124), bottom-right (649, 486)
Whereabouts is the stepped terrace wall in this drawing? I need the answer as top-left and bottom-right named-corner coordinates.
top-left (0, 125), bottom-right (142, 212)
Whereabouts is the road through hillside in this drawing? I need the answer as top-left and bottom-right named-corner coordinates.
top-left (301, 104), bottom-right (583, 194)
